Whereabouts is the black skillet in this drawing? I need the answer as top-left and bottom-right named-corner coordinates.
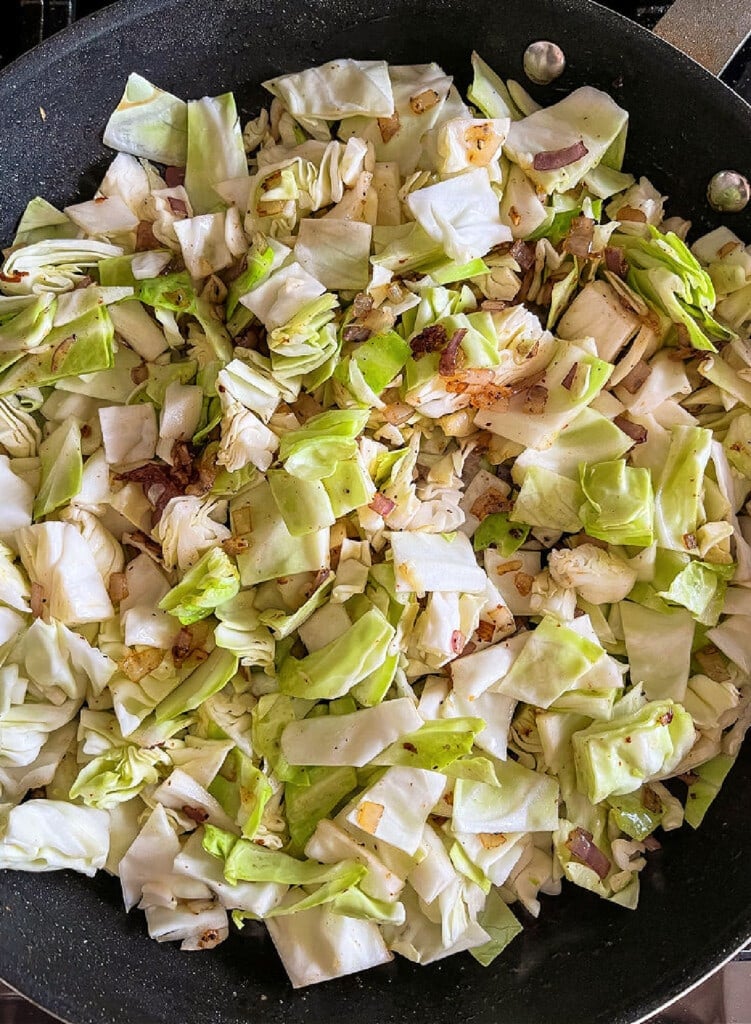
top-left (1, 0), bottom-right (751, 1021)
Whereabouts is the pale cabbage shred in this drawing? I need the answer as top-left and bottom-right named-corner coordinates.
top-left (1, 52), bottom-right (751, 987)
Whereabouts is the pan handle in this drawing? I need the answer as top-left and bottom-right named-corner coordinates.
top-left (653, 0), bottom-right (751, 77)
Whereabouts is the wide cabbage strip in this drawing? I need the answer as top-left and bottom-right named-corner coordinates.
top-left (494, 615), bottom-right (605, 708)
top-left (0, 49), bottom-right (749, 994)
top-left (281, 698), bottom-right (422, 766)
top-left (103, 73), bottom-right (187, 165)
top-left (263, 60), bottom-right (394, 120)
top-left (277, 606), bottom-right (395, 699)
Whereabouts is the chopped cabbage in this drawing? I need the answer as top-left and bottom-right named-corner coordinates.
top-left (1, 50), bottom-right (749, 992)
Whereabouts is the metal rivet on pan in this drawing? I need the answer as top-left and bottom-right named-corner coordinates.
top-left (523, 41), bottom-right (566, 86)
top-left (707, 170), bottom-right (751, 213)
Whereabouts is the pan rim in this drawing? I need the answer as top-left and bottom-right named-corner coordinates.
top-left (1, 0), bottom-right (750, 119)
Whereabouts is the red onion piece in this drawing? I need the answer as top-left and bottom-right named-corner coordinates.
top-left (136, 221), bottom-right (159, 251)
top-left (566, 827), bottom-right (611, 880)
top-left (605, 246), bottom-right (629, 278)
top-left (561, 363), bottom-right (579, 391)
top-left (164, 166), bottom-right (185, 188)
top-left (510, 240), bottom-right (537, 272)
top-left (533, 140), bottom-right (589, 171)
top-left (342, 324), bottom-right (372, 343)
top-left (450, 630), bottom-right (466, 654)
top-left (368, 493), bottom-right (396, 517)
top-left (167, 196), bottom-right (188, 216)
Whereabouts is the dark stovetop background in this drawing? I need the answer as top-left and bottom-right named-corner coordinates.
top-left (2, 0), bottom-right (751, 98)
top-left (0, 1), bottom-right (750, 1022)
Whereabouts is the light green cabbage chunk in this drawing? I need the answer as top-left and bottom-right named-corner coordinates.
top-left (573, 700), bottom-right (695, 804)
top-left (159, 547), bottom-right (240, 625)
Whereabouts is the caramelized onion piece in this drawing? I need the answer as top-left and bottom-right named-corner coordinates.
top-left (410, 323), bottom-right (447, 359)
top-left (410, 89), bottom-right (440, 114)
top-left (50, 336), bottom-right (76, 373)
top-left (619, 360), bottom-right (652, 394)
top-left (108, 572), bottom-right (129, 603)
top-left (136, 221), bottom-right (159, 251)
top-left (121, 647), bottom-right (164, 683)
top-left (182, 805), bottom-right (209, 824)
top-left (616, 205), bottom-right (647, 223)
top-left (514, 572), bottom-right (534, 597)
top-left (641, 786), bottom-right (662, 814)
top-left (172, 627), bottom-right (194, 666)
top-left (439, 329), bottom-right (468, 376)
top-left (222, 536), bottom-right (249, 556)
top-left (475, 620), bottom-right (496, 643)
top-left (613, 414), bottom-right (648, 445)
top-left (378, 112), bottom-right (401, 143)
top-left (381, 402), bottom-right (414, 425)
top-left (30, 582), bottom-right (46, 619)
top-left (605, 246), bottom-right (629, 278)
top-left (353, 292), bottom-right (374, 318)
top-left (563, 216), bottom-right (595, 258)
top-left (495, 560), bottom-right (522, 576)
top-left (510, 239), bottom-right (537, 272)
top-left (695, 644), bottom-right (731, 681)
top-left (470, 490), bottom-right (513, 520)
top-left (506, 368), bottom-right (547, 395)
